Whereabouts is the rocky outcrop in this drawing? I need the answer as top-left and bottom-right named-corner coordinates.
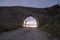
top-left (0, 5), bottom-right (60, 32)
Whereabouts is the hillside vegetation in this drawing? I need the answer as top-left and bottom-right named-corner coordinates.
top-left (39, 5), bottom-right (60, 38)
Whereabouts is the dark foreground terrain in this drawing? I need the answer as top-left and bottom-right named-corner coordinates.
top-left (0, 28), bottom-right (49, 40)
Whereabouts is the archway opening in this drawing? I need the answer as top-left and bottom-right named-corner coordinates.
top-left (23, 16), bottom-right (37, 27)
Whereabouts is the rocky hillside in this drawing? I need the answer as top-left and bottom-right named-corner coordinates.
top-left (0, 4), bottom-right (60, 38)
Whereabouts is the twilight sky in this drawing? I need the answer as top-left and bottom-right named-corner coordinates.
top-left (0, 0), bottom-right (59, 8)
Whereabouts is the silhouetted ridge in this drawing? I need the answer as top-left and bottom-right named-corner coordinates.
top-left (0, 4), bottom-right (60, 16)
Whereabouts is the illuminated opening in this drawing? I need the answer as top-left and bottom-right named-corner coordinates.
top-left (23, 16), bottom-right (37, 27)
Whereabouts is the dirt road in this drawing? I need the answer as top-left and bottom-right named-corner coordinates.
top-left (0, 28), bottom-right (48, 40)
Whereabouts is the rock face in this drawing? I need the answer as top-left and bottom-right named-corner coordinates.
top-left (0, 5), bottom-right (60, 29)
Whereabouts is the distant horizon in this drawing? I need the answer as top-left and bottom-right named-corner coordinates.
top-left (0, 0), bottom-right (59, 8)
top-left (0, 4), bottom-right (59, 8)
top-left (0, 4), bottom-right (58, 8)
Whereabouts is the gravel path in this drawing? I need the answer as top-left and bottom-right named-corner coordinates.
top-left (0, 28), bottom-right (48, 40)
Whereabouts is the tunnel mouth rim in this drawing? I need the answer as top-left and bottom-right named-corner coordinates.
top-left (22, 15), bottom-right (39, 28)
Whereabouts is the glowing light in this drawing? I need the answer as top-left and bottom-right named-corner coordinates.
top-left (23, 16), bottom-right (37, 27)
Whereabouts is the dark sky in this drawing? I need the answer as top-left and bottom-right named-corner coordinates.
top-left (0, 0), bottom-right (59, 8)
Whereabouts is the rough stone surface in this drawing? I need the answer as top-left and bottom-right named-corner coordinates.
top-left (0, 5), bottom-right (60, 28)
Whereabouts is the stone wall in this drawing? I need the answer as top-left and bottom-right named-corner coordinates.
top-left (0, 5), bottom-right (60, 28)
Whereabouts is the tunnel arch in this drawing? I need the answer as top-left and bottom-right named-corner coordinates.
top-left (23, 16), bottom-right (37, 27)
top-left (22, 14), bottom-right (39, 27)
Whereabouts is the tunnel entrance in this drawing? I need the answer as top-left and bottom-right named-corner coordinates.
top-left (23, 16), bottom-right (37, 27)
